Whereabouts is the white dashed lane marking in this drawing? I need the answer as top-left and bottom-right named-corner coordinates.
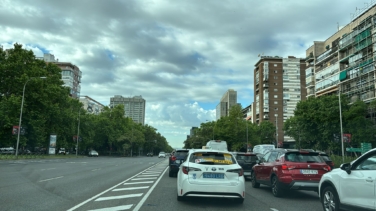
top-left (131, 177), bottom-right (157, 180)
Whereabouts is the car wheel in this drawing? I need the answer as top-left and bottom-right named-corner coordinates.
top-left (321, 186), bottom-right (339, 211)
top-left (177, 194), bottom-right (184, 201)
top-left (169, 170), bottom-right (174, 177)
top-left (251, 171), bottom-right (260, 188)
top-left (271, 176), bottom-right (283, 197)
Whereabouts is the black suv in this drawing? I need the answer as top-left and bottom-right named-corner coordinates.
top-left (233, 152), bottom-right (260, 180)
top-left (169, 149), bottom-right (189, 177)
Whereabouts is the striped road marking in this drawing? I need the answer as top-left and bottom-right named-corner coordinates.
top-left (95, 193), bottom-right (143, 201)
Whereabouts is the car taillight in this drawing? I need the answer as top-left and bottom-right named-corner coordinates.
top-left (281, 164), bottom-right (295, 170)
top-left (182, 166), bottom-right (188, 174)
top-left (171, 156), bottom-right (176, 161)
top-left (227, 168), bottom-right (243, 176)
top-left (182, 166), bottom-right (201, 174)
top-left (323, 165), bottom-right (331, 172)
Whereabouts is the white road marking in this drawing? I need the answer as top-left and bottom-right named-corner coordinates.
top-left (87, 204), bottom-right (133, 211)
top-left (131, 177), bottom-right (157, 180)
top-left (92, 168), bottom-right (101, 171)
top-left (133, 166), bottom-right (169, 211)
top-left (123, 181), bottom-right (153, 185)
top-left (138, 174), bottom-right (159, 177)
top-left (38, 176), bottom-right (64, 182)
top-left (143, 171), bottom-right (161, 174)
top-left (95, 193), bottom-right (143, 201)
top-left (40, 168), bottom-right (56, 171)
top-left (67, 160), bottom-right (165, 211)
top-left (113, 186), bottom-right (149, 191)
top-left (270, 208), bottom-right (279, 211)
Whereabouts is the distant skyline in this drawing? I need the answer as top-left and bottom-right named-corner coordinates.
top-left (0, 0), bottom-right (366, 148)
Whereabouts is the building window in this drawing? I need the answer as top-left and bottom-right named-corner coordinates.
top-left (297, 95), bottom-right (300, 98)
top-left (283, 88), bottom-right (289, 91)
top-left (274, 76), bottom-right (278, 79)
top-left (274, 64), bottom-right (277, 67)
top-left (274, 70), bottom-right (278, 73)
top-left (274, 88), bottom-right (278, 91)
top-left (274, 108), bottom-right (278, 110)
top-left (274, 83), bottom-right (278, 85)
top-left (274, 101), bottom-right (278, 104)
top-left (274, 95), bottom-right (278, 98)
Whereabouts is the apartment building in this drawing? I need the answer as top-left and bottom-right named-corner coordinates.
top-left (253, 56), bottom-right (306, 148)
top-left (216, 89), bottom-right (237, 120)
top-left (110, 95), bottom-right (146, 125)
top-left (79, 96), bottom-right (105, 115)
top-left (305, 3), bottom-right (376, 109)
top-left (242, 103), bottom-right (253, 122)
top-left (37, 53), bottom-right (82, 99)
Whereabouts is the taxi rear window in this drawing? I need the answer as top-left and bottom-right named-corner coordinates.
top-left (189, 152), bottom-right (236, 165)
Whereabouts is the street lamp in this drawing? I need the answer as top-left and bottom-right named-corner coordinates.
top-left (16, 76), bottom-right (47, 158)
top-left (76, 107), bottom-right (81, 157)
top-left (246, 119), bottom-right (249, 152)
top-left (326, 77), bottom-right (344, 163)
top-left (275, 114), bottom-right (278, 148)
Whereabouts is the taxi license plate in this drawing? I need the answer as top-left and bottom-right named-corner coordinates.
top-left (244, 172), bottom-right (251, 175)
top-left (203, 173), bottom-right (224, 179)
top-left (300, 170), bottom-right (318, 174)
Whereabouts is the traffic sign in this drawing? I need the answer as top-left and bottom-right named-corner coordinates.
top-left (346, 148), bottom-right (362, 152)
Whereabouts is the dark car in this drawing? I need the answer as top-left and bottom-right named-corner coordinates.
top-left (233, 152), bottom-right (259, 180)
top-left (169, 149), bottom-right (189, 177)
top-left (252, 149), bottom-right (331, 197)
top-left (317, 151), bottom-right (334, 170)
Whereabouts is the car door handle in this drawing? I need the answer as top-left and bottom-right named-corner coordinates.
top-left (365, 177), bottom-right (373, 183)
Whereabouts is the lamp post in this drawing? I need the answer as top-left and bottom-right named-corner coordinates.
top-left (246, 119), bottom-right (249, 152)
top-left (16, 77), bottom-right (47, 158)
top-left (275, 114), bottom-right (278, 148)
top-left (326, 78), bottom-right (344, 163)
top-left (76, 107), bottom-right (81, 157)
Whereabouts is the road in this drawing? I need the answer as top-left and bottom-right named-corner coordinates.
top-left (0, 157), bottom-right (323, 211)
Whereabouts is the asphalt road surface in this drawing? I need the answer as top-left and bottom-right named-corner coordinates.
top-left (0, 156), bottom-right (324, 211)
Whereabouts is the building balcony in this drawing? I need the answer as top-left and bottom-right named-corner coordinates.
top-left (305, 55), bottom-right (314, 62)
top-left (263, 83), bottom-right (269, 88)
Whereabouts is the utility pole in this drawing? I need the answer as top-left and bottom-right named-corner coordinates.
top-left (275, 114), bottom-right (278, 148)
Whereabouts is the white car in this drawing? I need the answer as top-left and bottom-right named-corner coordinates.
top-left (158, 152), bottom-right (166, 158)
top-left (319, 148), bottom-right (376, 211)
top-left (177, 149), bottom-right (245, 203)
top-left (88, 150), bottom-right (99, 157)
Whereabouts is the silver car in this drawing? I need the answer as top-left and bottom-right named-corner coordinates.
top-left (88, 150), bottom-right (99, 157)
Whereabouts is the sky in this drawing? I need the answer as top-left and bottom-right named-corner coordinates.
top-left (0, 0), bottom-right (369, 148)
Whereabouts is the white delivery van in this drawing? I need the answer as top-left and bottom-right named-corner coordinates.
top-left (252, 144), bottom-right (275, 155)
top-left (206, 140), bottom-right (228, 151)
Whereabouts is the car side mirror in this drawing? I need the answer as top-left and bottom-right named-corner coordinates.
top-left (340, 163), bottom-right (351, 174)
top-left (256, 160), bottom-right (261, 164)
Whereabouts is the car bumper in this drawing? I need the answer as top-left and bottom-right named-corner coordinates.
top-left (178, 178), bottom-right (245, 199)
top-left (279, 180), bottom-right (319, 191)
top-left (169, 164), bottom-right (180, 173)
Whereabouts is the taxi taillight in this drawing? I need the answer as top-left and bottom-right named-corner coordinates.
top-left (227, 168), bottom-right (243, 176)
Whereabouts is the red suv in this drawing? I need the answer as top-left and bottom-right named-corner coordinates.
top-left (251, 149), bottom-right (331, 197)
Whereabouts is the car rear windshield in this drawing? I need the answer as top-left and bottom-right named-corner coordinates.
top-left (236, 154), bottom-right (258, 162)
top-left (285, 152), bottom-right (324, 163)
top-left (320, 154), bottom-right (331, 161)
top-left (174, 151), bottom-right (188, 157)
top-left (189, 152), bottom-right (236, 165)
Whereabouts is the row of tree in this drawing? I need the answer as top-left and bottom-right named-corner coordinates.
top-left (0, 44), bottom-right (172, 155)
top-left (184, 95), bottom-right (376, 154)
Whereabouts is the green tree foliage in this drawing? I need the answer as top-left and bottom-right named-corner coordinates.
top-left (284, 94), bottom-right (376, 152)
top-left (0, 44), bottom-right (172, 155)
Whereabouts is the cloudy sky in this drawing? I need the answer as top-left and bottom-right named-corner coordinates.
top-left (0, 0), bottom-right (368, 148)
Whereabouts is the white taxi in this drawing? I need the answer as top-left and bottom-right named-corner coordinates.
top-left (176, 149), bottom-right (245, 203)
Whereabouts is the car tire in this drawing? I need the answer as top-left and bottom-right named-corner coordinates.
top-left (251, 172), bottom-right (260, 188)
top-left (177, 194), bottom-right (184, 201)
top-left (271, 176), bottom-right (283, 197)
top-left (321, 186), bottom-right (339, 211)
